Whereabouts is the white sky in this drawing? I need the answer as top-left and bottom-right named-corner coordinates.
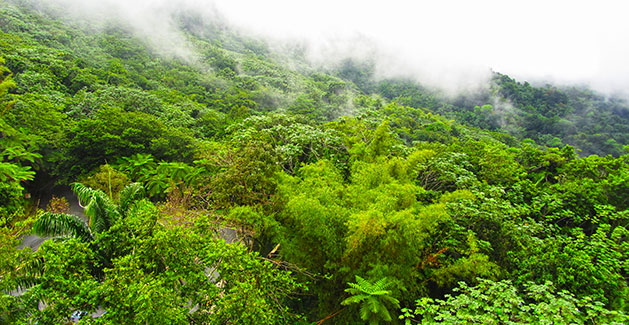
top-left (40, 0), bottom-right (629, 93)
top-left (210, 0), bottom-right (629, 93)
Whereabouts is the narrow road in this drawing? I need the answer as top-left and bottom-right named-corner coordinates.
top-left (18, 188), bottom-right (84, 251)
top-left (18, 188), bottom-right (241, 249)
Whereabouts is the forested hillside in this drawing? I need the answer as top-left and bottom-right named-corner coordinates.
top-left (1, 1), bottom-right (627, 323)
top-left (337, 60), bottom-right (629, 157)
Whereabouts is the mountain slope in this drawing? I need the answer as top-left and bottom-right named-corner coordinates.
top-left (0, 1), bottom-right (627, 323)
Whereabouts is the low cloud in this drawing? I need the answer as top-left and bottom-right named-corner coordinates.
top-left (27, 0), bottom-right (629, 95)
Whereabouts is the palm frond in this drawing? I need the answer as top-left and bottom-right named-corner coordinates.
top-left (72, 183), bottom-right (119, 233)
top-left (118, 182), bottom-right (144, 213)
top-left (32, 212), bottom-right (91, 241)
top-left (72, 182), bottom-right (106, 207)
top-left (86, 195), bottom-right (118, 233)
top-left (11, 257), bottom-right (44, 292)
top-left (12, 276), bottom-right (40, 292)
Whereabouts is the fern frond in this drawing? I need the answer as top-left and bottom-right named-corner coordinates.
top-left (346, 281), bottom-right (363, 293)
top-left (342, 294), bottom-right (368, 305)
top-left (354, 275), bottom-right (371, 291)
top-left (372, 277), bottom-right (392, 291)
top-left (369, 289), bottom-right (392, 296)
top-left (381, 295), bottom-right (400, 307)
top-left (367, 297), bottom-right (380, 314)
top-left (359, 303), bottom-right (370, 322)
top-left (343, 275), bottom-right (400, 323)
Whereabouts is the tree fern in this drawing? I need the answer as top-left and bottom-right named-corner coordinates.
top-left (342, 275), bottom-right (400, 324)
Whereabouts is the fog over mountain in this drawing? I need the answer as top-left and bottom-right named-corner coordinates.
top-left (32, 0), bottom-right (629, 94)
top-left (2, 2), bottom-right (629, 323)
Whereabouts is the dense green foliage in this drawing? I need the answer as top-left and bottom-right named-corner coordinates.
top-left (338, 59), bottom-right (629, 157)
top-left (401, 279), bottom-right (628, 324)
top-left (0, 1), bottom-right (627, 323)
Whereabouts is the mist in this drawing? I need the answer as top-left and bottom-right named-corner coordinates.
top-left (29, 0), bottom-right (629, 95)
